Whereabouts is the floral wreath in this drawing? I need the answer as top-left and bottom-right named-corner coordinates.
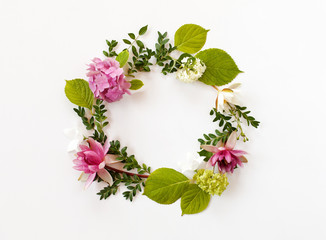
top-left (64, 24), bottom-right (260, 215)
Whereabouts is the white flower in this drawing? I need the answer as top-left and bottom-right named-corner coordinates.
top-left (176, 57), bottom-right (206, 83)
top-left (215, 83), bottom-right (241, 113)
top-left (64, 121), bottom-right (91, 152)
top-left (178, 152), bottom-right (205, 178)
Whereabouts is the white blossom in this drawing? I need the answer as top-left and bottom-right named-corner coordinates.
top-left (176, 57), bottom-right (206, 83)
top-left (178, 152), bottom-right (205, 178)
top-left (216, 83), bottom-right (241, 113)
top-left (64, 121), bottom-right (91, 152)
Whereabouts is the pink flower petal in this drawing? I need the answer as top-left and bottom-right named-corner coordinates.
top-left (87, 138), bottom-right (104, 158)
top-left (83, 151), bottom-right (102, 164)
top-left (103, 139), bottom-right (110, 155)
top-left (109, 162), bottom-right (125, 171)
top-left (216, 141), bottom-right (224, 148)
top-left (73, 165), bottom-right (87, 172)
top-left (88, 165), bottom-right (99, 173)
top-left (84, 173), bottom-right (96, 189)
top-left (225, 151), bottom-right (232, 163)
top-left (200, 145), bottom-right (219, 153)
top-left (209, 153), bottom-right (219, 166)
top-left (239, 155), bottom-right (248, 163)
top-left (99, 161), bottom-right (105, 169)
top-left (73, 158), bottom-right (85, 165)
top-left (226, 131), bottom-right (237, 150)
top-left (219, 152), bottom-right (225, 160)
top-left (97, 169), bottom-right (113, 185)
top-left (105, 154), bottom-right (121, 165)
top-left (79, 145), bottom-right (89, 151)
top-left (231, 150), bottom-right (247, 156)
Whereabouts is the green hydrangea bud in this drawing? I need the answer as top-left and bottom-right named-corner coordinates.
top-left (193, 169), bottom-right (229, 196)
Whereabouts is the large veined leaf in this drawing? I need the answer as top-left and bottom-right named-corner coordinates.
top-left (174, 24), bottom-right (209, 54)
top-left (196, 48), bottom-right (242, 86)
top-left (65, 79), bottom-right (94, 109)
top-left (144, 168), bottom-right (190, 204)
top-left (116, 49), bottom-right (129, 67)
top-left (181, 184), bottom-right (210, 215)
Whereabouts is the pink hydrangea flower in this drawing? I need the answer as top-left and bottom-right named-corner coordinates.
top-left (201, 131), bottom-right (248, 173)
top-left (87, 58), bottom-right (131, 103)
top-left (73, 138), bottom-right (117, 189)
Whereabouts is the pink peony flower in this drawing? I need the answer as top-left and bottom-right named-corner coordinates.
top-left (73, 138), bottom-right (117, 189)
top-left (201, 131), bottom-right (248, 173)
top-left (87, 58), bottom-right (131, 103)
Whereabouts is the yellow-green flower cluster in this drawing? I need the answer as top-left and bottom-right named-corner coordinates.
top-left (193, 169), bottom-right (229, 196)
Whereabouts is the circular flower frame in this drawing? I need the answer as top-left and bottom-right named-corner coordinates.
top-left (64, 24), bottom-right (260, 215)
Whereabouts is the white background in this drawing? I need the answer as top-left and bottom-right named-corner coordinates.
top-left (1, 0), bottom-right (325, 239)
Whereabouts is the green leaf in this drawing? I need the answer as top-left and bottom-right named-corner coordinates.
top-left (103, 51), bottom-right (109, 57)
top-left (144, 168), bottom-right (190, 204)
top-left (136, 40), bottom-right (144, 48)
top-left (129, 79), bottom-right (144, 90)
top-left (196, 48), bottom-right (242, 86)
top-left (181, 184), bottom-right (210, 215)
top-left (139, 25), bottom-right (148, 35)
top-left (116, 50), bottom-right (129, 67)
top-left (128, 33), bottom-right (135, 39)
top-left (123, 39), bottom-right (131, 44)
top-left (132, 46), bottom-right (138, 57)
top-left (65, 79), bottom-right (94, 109)
top-left (174, 24), bottom-right (209, 54)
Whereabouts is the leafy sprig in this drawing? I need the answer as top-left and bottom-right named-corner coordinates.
top-left (103, 40), bottom-right (118, 57)
top-left (127, 46), bottom-right (154, 76)
top-left (197, 149), bottom-right (213, 162)
top-left (122, 25), bottom-right (155, 76)
top-left (97, 182), bottom-right (119, 200)
top-left (73, 100), bottom-right (109, 144)
top-left (225, 104), bottom-right (259, 142)
top-left (73, 106), bottom-right (94, 130)
top-left (97, 170), bottom-right (146, 201)
top-left (198, 129), bottom-right (234, 162)
top-left (210, 108), bottom-right (235, 132)
top-left (89, 100), bottom-right (109, 144)
top-left (198, 105), bottom-right (259, 159)
top-left (92, 99), bottom-right (109, 133)
top-left (197, 108), bottom-right (236, 162)
top-left (154, 31), bottom-right (178, 74)
top-left (120, 173), bottom-right (144, 201)
top-left (96, 141), bottom-right (151, 201)
top-left (198, 129), bottom-right (234, 146)
top-left (108, 140), bottom-right (151, 174)
top-left (123, 26), bottom-right (193, 76)
top-left (234, 105), bottom-right (260, 128)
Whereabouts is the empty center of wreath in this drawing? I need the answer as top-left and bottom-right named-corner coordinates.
top-left (108, 70), bottom-right (216, 169)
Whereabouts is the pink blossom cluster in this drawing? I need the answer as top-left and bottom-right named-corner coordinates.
top-left (87, 58), bottom-right (130, 103)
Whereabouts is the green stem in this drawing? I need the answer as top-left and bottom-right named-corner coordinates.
top-left (128, 35), bottom-right (139, 50)
top-left (106, 166), bottom-right (149, 178)
top-left (227, 103), bottom-right (248, 141)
